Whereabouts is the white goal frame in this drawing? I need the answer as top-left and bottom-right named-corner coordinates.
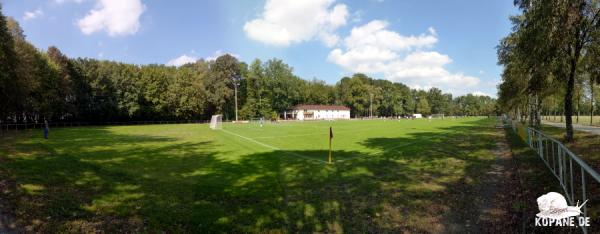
top-left (209, 115), bottom-right (222, 130)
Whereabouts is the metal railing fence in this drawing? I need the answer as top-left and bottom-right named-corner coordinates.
top-left (505, 117), bottom-right (600, 233)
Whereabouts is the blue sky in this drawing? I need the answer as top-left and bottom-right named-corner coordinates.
top-left (2, 0), bottom-right (518, 97)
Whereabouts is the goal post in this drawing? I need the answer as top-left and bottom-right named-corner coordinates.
top-left (209, 115), bottom-right (222, 130)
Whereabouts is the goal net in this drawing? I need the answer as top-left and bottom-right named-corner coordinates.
top-left (430, 114), bottom-right (445, 119)
top-left (209, 115), bottom-right (222, 130)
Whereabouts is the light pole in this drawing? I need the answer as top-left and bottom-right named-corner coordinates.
top-left (370, 93), bottom-right (373, 118)
top-left (233, 75), bottom-right (241, 122)
top-left (414, 96), bottom-right (420, 114)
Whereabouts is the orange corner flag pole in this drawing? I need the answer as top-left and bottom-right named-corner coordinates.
top-left (328, 126), bottom-right (333, 164)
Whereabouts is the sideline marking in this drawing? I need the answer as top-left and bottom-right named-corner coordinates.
top-left (252, 127), bottom-right (390, 139)
top-left (221, 129), bottom-right (416, 164)
top-left (221, 129), bottom-right (327, 163)
top-left (222, 129), bottom-right (278, 150)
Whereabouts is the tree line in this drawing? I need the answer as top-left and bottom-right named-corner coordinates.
top-left (0, 5), bottom-right (496, 124)
top-left (497, 0), bottom-right (600, 141)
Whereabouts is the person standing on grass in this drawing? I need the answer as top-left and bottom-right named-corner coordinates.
top-left (44, 119), bottom-right (49, 139)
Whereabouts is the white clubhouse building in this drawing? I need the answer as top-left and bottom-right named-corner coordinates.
top-left (287, 105), bottom-right (351, 120)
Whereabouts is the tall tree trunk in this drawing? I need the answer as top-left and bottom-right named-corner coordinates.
top-left (576, 87), bottom-right (580, 123)
top-left (535, 94), bottom-right (542, 127)
top-left (592, 76), bottom-right (596, 126)
top-left (528, 95), bottom-right (534, 126)
top-left (565, 58), bottom-right (576, 142)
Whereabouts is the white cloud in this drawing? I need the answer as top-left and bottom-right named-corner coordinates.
top-left (206, 50), bottom-right (240, 61)
top-left (343, 21), bottom-right (437, 51)
top-left (77, 0), bottom-right (145, 36)
top-left (54, 0), bottom-right (85, 4)
top-left (243, 0), bottom-right (348, 47)
top-left (328, 20), bottom-right (481, 95)
top-left (23, 9), bottom-right (43, 21)
top-left (167, 50), bottom-right (240, 66)
top-left (472, 91), bottom-right (491, 97)
top-left (167, 54), bottom-right (198, 67)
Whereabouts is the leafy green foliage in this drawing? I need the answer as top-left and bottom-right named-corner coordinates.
top-left (0, 7), bottom-right (18, 121)
top-left (0, 5), bottom-right (496, 124)
top-left (498, 0), bottom-right (600, 140)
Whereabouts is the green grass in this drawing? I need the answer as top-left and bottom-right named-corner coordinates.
top-left (0, 117), bottom-right (502, 232)
top-left (537, 125), bottom-right (600, 168)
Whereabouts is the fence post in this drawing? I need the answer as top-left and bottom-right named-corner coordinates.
top-left (513, 125), bottom-right (600, 234)
top-left (538, 136), bottom-right (543, 157)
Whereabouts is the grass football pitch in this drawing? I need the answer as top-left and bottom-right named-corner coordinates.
top-left (0, 117), bottom-right (502, 232)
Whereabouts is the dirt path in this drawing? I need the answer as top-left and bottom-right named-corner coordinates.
top-left (0, 185), bottom-right (16, 233)
top-left (443, 129), bottom-right (521, 233)
top-left (0, 203), bottom-right (16, 233)
top-left (474, 138), bottom-right (521, 233)
top-left (0, 156), bottom-right (17, 233)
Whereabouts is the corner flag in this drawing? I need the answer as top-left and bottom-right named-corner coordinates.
top-left (328, 127), bottom-right (333, 163)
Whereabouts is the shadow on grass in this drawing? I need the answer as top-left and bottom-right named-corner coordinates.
top-left (1, 118), bottom-right (519, 233)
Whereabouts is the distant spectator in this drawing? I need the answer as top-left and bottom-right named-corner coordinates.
top-left (44, 120), bottom-right (49, 139)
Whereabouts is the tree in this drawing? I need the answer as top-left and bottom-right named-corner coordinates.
top-left (417, 98), bottom-right (431, 115)
top-left (240, 59), bottom-right (270, 119)
top-left (585, 27), bottom-right (600, 124)
top-left (304, 78), bottom-right (335, 105)
top-left (499, 0), bottom-right (600, 139)
top-left (47, 46), bottom-right (76, 119)
top-left (206, 54), bottom-right (240, 118)
top-left (0, 7), bottom-right (18, 122)
top-left (166, 65), bottom-right (206, 119)
top-left (517, 0), bottom-right (600, 141)
top-left (427, 87), bottom-right (449, 114)
top-left (497, 31), bottom-right (530, 122)
top-left (0, 3), bottom-right (496, 124)
top-left (337, 74), bottom-right (371, 117)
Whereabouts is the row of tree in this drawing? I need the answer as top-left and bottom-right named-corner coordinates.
top-left (497, 0), bottom-right (600, 141)
top-left (0, 5), bottom-right (496, 124)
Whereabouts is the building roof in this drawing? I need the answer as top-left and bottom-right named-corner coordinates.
top-left (291, 104), bottom-right (350, 111)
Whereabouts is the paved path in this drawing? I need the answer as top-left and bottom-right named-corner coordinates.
top-left (542, 121), bottom-right (600, 135)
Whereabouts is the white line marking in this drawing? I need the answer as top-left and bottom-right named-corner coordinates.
top-left (252, 128), bottom-right (385, 139)
top-left (252, 132), bottom-right (325, 139)
top-left (221, 129), bottom-right (327, 163)
top-left (222, 129), bottom-right (278, 150)
top-left (221, 129), bottom-right (417, 164)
